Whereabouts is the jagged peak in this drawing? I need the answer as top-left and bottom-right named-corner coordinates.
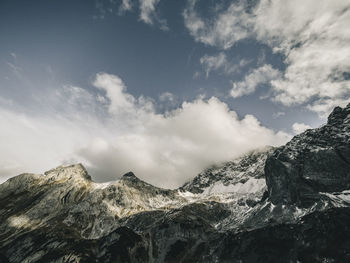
top-left (44, 163), bottom-right (92, 181)
top-left (265, 103), bottom-right (350, 206)
top-left (118, 171), bottom-right (174, 195)
top-left (119, 171), bottom-right (151, 186)
top-left (121, 171), bottom-right (137, 179)
top-left (0, 164), bottom-right (92, 196)
top-left (327, 102), bottom-right (350, 125)
top-left (120, 171), bottom-right (142, 184)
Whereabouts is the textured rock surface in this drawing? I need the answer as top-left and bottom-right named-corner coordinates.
top-left (265, 103), bottom-right (350, 206)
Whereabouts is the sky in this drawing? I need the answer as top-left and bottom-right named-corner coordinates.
top-left (0, 0), bottom-right (349, 188)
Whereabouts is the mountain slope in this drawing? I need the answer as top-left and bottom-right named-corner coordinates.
top-left (0, 164), bottom-right (187, 240)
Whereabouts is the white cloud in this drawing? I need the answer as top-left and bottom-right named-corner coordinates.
top-left (231, 64), bottom-right (281, 98)
top-left (159, 92), bottom-right (175, 103)
top-left (184, 0), bottom-right (350, 116)
top-left (139, 0), bottom-right (168, 30)
top-left (119, 0), bottom-right (133, 14)
top-left (200, 53), bottom-right (227, 78)
top-left (93, 73), bottom-right (135, 114)
top-left (272, 111), bottom-right (285, 119)
top-left (200, 52), bottom-right (249, 78)
top-left (306, 98), bottom-right (350, 118)
top-left (94, 0), bottom-right (167, 29)
top-left (183, 0), bottom-right (254, 49)
top-left (259, 0), bottom-right (350, 116)
top-left (0, 73), bottom-right (290, 188)
top-left (292, 122), bottom-right (312, 134)
top-left (139, 0), bottom-right (157, 23)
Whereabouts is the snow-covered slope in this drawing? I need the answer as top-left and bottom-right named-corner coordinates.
top-left (181, 146), bottom-right (274, 196)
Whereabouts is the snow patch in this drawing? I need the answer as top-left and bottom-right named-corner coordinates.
top-left (202, 178), bottom-right (266, 195)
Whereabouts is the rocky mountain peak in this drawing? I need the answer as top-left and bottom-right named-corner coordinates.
top-left (122, 171), bottom-right (136, 177)
top-left (44, 163), bottom-right (92, 182)
top-left (121, 171), bottom-right (138, 180)
top-left (265, 102), bottom-right (350, 206)
top-left (327, 102), bottom-right (350, 126)
top-left (118, 171), bottom-right (159, 191)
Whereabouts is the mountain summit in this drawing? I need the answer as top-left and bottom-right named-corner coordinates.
top-left (266, 103), bottom-right (350, 206)
top-left (0, 103), bottom-right (350, 262)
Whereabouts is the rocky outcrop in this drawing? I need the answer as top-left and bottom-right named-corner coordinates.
top-left (265, 103), bottom-right (350, 206)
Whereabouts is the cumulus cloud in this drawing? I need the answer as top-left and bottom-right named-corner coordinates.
top-left (184, 0), bottom-right (350, 116)
top-left (292, 122), bottom-right (312, 134)
top-left (0, 73), bottom-right (290, 188)
top-left (200, 52), bottom-right (249, 78)
top-left (231, 64), bottom-right (281, 98)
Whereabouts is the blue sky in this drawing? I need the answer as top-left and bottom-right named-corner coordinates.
top-left (0, 0), bottom-right (349, 187)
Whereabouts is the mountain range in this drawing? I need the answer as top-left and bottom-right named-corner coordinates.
top-left (0, 103), bottom-right (349, 262)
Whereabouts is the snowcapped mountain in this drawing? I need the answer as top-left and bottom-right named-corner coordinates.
top-left (0, 103), bottom-right (350, 262)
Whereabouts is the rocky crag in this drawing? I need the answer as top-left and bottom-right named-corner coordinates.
top-left (265, 104), bottom-right (350, 207)
top-left (0, 103), bottom-right (349, 262)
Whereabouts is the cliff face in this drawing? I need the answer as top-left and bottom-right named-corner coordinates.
top-left (0, 103), bottom-right (350, 262)
top-left (265, 103), bottom-right (350, 207)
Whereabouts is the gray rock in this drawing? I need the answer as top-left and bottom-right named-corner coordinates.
top-left (265, 103), bottom-right (350, 206)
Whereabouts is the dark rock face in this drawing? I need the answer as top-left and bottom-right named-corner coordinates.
top-left (211, 207), bottom-right (350, 262)
top-left (4, 205), bottom-right (350, 263)
top-left (265, 103), bottom-right (350, 206)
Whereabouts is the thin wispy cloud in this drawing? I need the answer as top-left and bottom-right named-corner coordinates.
top-left (94, 0), bottom-right (167, 29)
top-left (139, 0), bottom-right (168, 30)
top-left (272, 111), bottom-right (285, 119)
top-left (200, 52), bottom-right (250, 78)
top-left (119, 0), bottom-right (133, 14)
top-left (183, 0), bottom-right (254, 49)
top-left (6, 62), bottom-right (23, 80)
top-left (231, 64), bottom-right (281, 98)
